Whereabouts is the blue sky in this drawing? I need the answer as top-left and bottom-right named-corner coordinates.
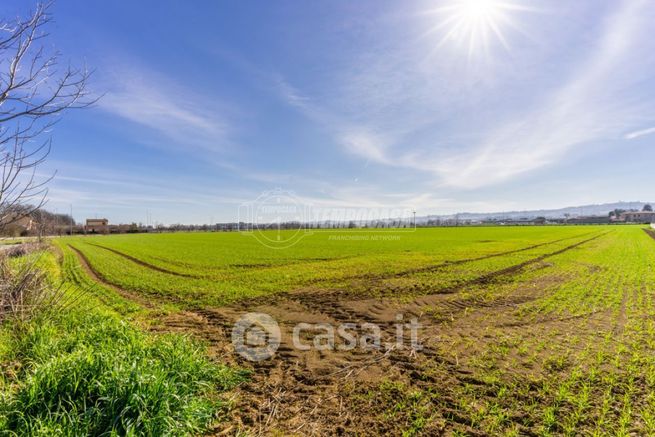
top-left (3, 0), bottom-right (655, 224)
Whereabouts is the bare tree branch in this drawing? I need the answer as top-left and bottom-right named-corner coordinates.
top-left (0, 2), bottom-right (94, 232)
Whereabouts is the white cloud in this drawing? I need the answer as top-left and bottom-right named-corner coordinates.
top-left (625, 126), bottom-right (655, 140)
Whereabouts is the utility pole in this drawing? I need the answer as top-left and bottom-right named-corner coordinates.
top-left (412, 210), bottom-right (416, 228)
top-left (70, 204), bottom-right (73, 236)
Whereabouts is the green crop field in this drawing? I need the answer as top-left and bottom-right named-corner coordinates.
top-left (52, 225), bottom-right (655, 434)
top-left (62, 226), bottom-right (597, 305)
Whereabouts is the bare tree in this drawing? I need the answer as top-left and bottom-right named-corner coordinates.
top-left (0, 2), bottom-right (94, 233)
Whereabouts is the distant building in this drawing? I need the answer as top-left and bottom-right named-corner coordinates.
top-left (86, 218), bottom-right (109, 233)
top-left (620, 211), bottom-right (655, 223)
top-left (0, 214), bottom-right (35, 236)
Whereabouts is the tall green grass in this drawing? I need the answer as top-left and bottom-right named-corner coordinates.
top-left (0, 250), bottom-right (246, 436)
top-left (0, 310), bottom-right (245, 436)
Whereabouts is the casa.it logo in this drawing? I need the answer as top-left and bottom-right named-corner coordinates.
top-left (231, 312), bottom-right (281, 362)
top-left (231, 312), bottom-right (423, 362)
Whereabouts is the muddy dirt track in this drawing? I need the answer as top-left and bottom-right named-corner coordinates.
top-left (67, 232), bottom-right (612, 435)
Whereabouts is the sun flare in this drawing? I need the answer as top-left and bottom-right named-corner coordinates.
top-left (426, 0), bottom-right (533, 58)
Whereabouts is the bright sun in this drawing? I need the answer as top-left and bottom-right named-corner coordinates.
top-left (426, 0), bottom-right (532, 58)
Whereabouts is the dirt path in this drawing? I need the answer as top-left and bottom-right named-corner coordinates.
top-left (65, 231), bottom-right (608, 435)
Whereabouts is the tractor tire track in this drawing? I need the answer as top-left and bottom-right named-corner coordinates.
top-left (68, 244), bottom-right (156, 309)
top-left (84, 242), bottom-right (197, 277)
top-left (67, 243), bottom-right (246, 365)
top-left (330, 231), bottom-right (597, 284)
top-left (295, 231), bottom-right (605, 308)
top-left (82, 231), bottom-right (595, 287)
top-left (291, 232), bottom-right (606, 337)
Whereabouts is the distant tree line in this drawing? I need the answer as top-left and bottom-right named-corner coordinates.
top-left (0, 205), bottom-right (74, 237)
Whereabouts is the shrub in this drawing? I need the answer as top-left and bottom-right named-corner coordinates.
top-left (0, 249), bottom-right (84, 324)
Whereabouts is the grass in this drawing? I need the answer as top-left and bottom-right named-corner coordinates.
top-left (0, 251), bottom-right (245, 436)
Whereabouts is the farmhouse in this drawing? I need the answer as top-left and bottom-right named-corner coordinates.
top-left (86, 218), bottom-right (109, 233)
top-left (0, 214), bottom-right (35, 237)
top-left (620, 211), bottom-right (655, 223)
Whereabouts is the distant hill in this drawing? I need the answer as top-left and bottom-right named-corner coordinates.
top-left (418, 201), bottom-right (653, 223)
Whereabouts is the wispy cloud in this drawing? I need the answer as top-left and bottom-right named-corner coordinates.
top-left (625, 126), bottom-right (655, 140)
top-left (98, 63), bottom-right (232, 153)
